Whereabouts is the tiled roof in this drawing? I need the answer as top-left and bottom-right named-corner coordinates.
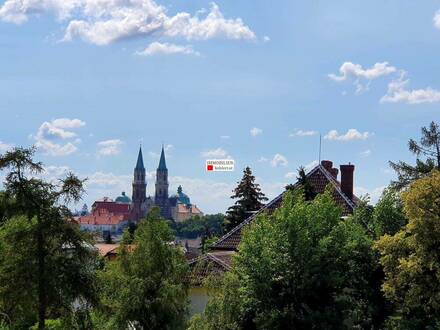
top-left (212, 164), bottom-right (358, 251)
top-left (77, 208), bottom-right (130, 225)
top-left (188, 251), bottom-right (234, 285)
top-left (93, 201), bottom-right (130, 214)
top-left (176, 204), bottom-right (203, 214)
top-left (95, 243), bottom-right (119, 257)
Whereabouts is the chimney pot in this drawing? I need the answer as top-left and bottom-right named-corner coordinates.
top-left (321, 160), bottom-right (333, 171)
top-left (340, 164), bottom-right (355, 200)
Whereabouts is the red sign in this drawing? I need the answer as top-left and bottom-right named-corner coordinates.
top-left (207, 164), bottom-right (214, 171)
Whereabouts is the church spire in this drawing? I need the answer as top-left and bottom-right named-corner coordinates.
top-left (158, 144), bottom-right (167, 170)
top-left (135, 146), bottom-right (145, 170)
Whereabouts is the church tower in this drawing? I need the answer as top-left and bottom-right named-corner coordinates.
top-left (155, 145), bottom-right (170, 218)
top-left (132, 146), bottom-right (147, 222)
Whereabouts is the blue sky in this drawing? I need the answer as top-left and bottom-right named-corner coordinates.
top-left (0, 0), bottom-right (438, 213)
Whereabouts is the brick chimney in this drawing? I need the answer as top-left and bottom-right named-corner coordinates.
top-left (321, 160), bottom-right (338, 179)
top-left (340, 164), bottom-right (355, 200)
top-left (321, 160), bottom-right (333, 171)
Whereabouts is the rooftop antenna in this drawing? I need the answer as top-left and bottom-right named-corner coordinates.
top-left (318, 133), bottom-right (322, 163)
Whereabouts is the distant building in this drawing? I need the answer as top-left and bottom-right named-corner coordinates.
top-left (170, 185), bottom-right (203, 222)
top-left (77, 145), bottom-right (203, 234)
top-left (76, 197), bottom-right (131, 235)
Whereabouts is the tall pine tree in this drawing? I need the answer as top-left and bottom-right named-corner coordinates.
top-left (224, 167), bottom-right (268, 232)
top-left (389, 121), bottom-right (440, 190)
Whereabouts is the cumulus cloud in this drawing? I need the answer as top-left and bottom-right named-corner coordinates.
top-left (329, 61), bottom-right (396, 93)
top-left (97, 139), bottom-right (123, 156)
top-left (220, 135), bottom-right (230, 139)
top-left (324, 129), bottom-right (372, 141)
top-left (258, 156), bottom-right (268, 163)
top-left (380, 71), bottom-right (440, 104)
top-left (270, 153), bottom-right (288, 167)
top-left (0, 1), bottom-right (256, 47)
top-left (135, 42), bottom-right (200, 56)
top-left (200, 147), bottom-right (229, 158)
top-left (285, 172), bottom-right (295, 179)
top-left (289, 129), bottom-right (318, 137)
top-left (434, 10), bottom-right (440, 29)
top-left (250, 127), bottom-right (263, 137)
top-left (34, 118), bottom-right (85, 156)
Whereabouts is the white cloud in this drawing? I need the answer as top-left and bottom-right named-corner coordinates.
top-left (359, 149), bottom-right (371, 157)
top-left (250, 127), bottom-right (263, 137)
top-left (220, 135), bottom-right (230, 139)
top-left (0, 1), bottom-right (256, 47)
top-left (201, 147), bottom-right (228, 158)
top-left (135, 42), bottom-right (200, 56)
top-left (34, 118), bottom-right (85, 156)
top-left (434, 10), bottom-right (440, 29)
top-left (324, 129), bottom-right (372, 141)
top-left (97, 139), bottom-right (123, 156)
top-left (355, 186), bottom-right (386, 204)
top-left (285, 172), bottom-right (295, 179)
top-left (258, 156), bottom-right (268, 163)
top-left (380, 71), bottom-right (440, 104)
top-left (263, 35), bottom-right (270, 42)
top-left (0, 141), bottom-right (14, 153)
top-left (289, 129), bottom-right (318, 137)
top-left (329, 61), bottom-right (396, 93)
top-left (270, 153), bottom-right (288, 167)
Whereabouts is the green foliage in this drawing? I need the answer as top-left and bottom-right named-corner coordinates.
top-left (175, 214), bottom-right (225, 239)
top-left (193, 189), bottom-right (385, 329)
top-left (351, 190), bottom-right (407, 240)
top-left (389, 121), bottom-right (440, 190)
top-left (97, 207), bottom-right (189, 329)
top-left (286, 166), bottom-right (316, 200)
top-left (376, 170), bottom-right (440, 328)
top-left (0, 147), bottom-right (97, 329)
top-left (0, 214), bottom-right (98, 329)
top-left (225, 167), bottom-right (268, 232)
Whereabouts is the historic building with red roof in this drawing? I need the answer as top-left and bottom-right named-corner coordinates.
top-left (76, 146), bottom-right (203, 235)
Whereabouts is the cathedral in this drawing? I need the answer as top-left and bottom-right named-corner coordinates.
top-left (131, 145), bottom-right (202, 222)
top-left (77, 145), bottom-right (202, 235)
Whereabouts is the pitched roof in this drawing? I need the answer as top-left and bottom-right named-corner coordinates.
top-left (158, 145), bottom-right (167, 170)
top-left (188, 251), bottom-right (234, 285)
top-left (135, 146), bottom-right (145, 170)
top-left (92, 201), bottom-right (130, 214)
top-left (212, 164), bottom-right (358, 251)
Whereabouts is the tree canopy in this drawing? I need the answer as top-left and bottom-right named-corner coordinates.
top-left (224, 167), bottom-right (267, 232)
top-left (390, 121), bottom-right (440, 190)
top-left (96, 207), bottom-right (189, 330)
top-left (376, 170), bottom-right (440, 328)
top-left (191, 188), bottom-right (385, 329)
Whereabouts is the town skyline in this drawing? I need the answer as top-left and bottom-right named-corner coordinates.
top-left (1, 0), bottom-right (440, 213)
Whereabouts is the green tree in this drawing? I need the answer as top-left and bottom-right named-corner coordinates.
top-left (192, 189), bottom-right (385, 329)
top-left (97, 207), bottom-right (189, 329)
top-left (225, 167), bottom-right (268, 232)
top-left (390, 121), bottom-right (440, 190)
top-left (0, 147), bottom-right (97, 329)
top-left (285, 166), bottom-right (316, 200)
top-left (375, 170), bottom-right (440, 328)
